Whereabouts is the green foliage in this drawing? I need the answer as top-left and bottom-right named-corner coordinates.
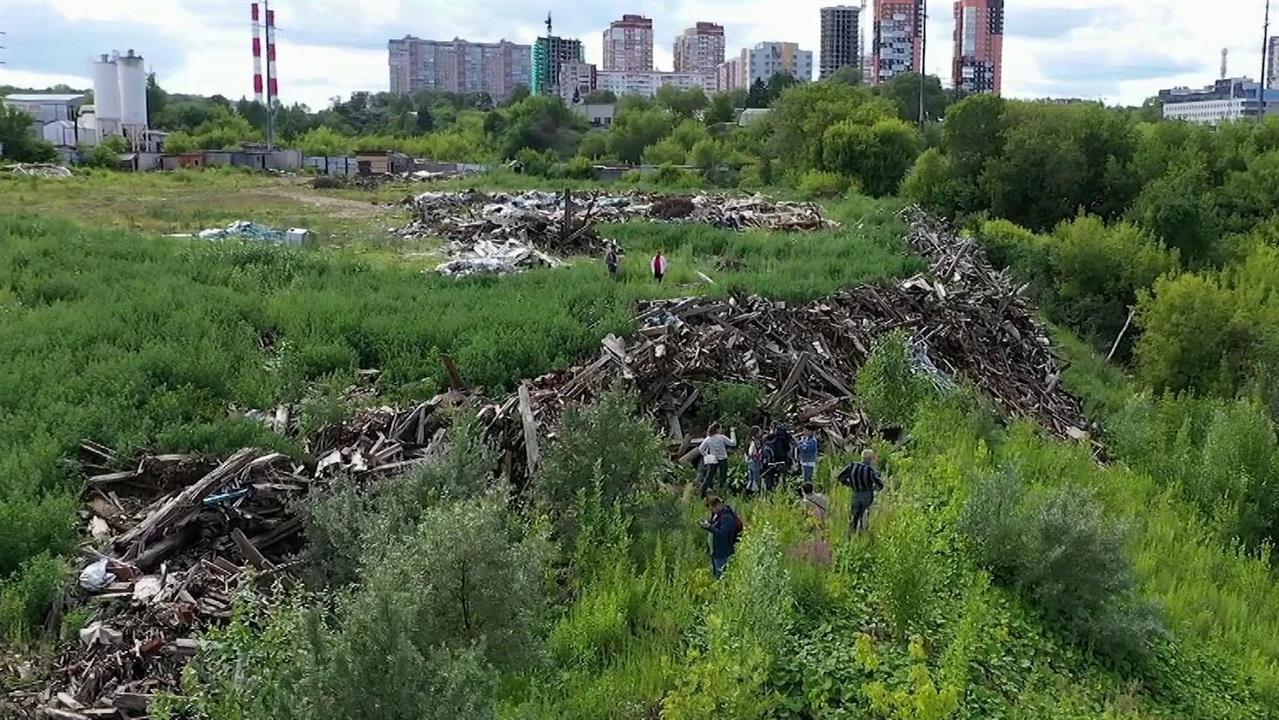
top-left (0, 104), bottom-right (58, 162)
top-left (0, 553), bottom-right (68, 644)
top-left (874, 505), bottom-right (938, 636)
top-left (796, 169), bottom-right (850, 199)
top-left (83, 135), bottom-right (127, 169)
top-left (822, 117), bottom-right (922, 196)
top-left (765, 81), bottom-right (894, 174)
top-left (654, 86), bottom-right (708, 119)
top-left (534, 392), bottom-right (669, 543)
top-left (857, 330), bottom-right (936, 427)
top-left (607, 108), bottom-right (673, 164)
top-left (875, 72), bottom-right (952, 125)
top-left (294, 126), bottom-right (355, 157)
top-left (958, 460), bottom-right (1162, 664)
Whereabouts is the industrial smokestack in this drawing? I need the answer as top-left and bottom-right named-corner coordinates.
top-left (251, 3), bottom-right (264, 103)
top-left (1221, 47), bottom-right (1228, 79)
top-left (266, 8), bottom-right (278, 102)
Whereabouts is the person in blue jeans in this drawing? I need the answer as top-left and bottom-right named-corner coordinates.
top-left (796, 428), bottom-right (820, 485)
top-left (700, 495), bottom-right (742, 578)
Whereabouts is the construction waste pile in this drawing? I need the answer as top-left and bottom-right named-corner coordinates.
top-left (7, 207), bottom-right (1090, 719)
top-left (167, 221), bottom-right (310, 246)
top-left (2, 163), bottom-right (73, 178)
top-left (6, 395), bottom-right (460, 719)
top-left (399, 190), bottom-right (837, 276)
top-left (478, 207), bottom-right (1091, 480)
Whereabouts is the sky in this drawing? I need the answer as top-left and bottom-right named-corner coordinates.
top-left (0, 0), bottom-right (1273, 109)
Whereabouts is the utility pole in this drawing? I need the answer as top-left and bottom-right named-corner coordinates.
top-left (918, 0), bottom-right (927, 130)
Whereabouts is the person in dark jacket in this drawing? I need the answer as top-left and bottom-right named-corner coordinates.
top-left (700, 495), bottom-right (741, 578)
top-left (838, 448), bottom-right (884, 531)
top-left (761, 423), bottom-right (794, 491)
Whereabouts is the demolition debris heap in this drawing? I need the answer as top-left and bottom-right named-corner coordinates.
top-left (9, 207), bottom-right (1091, 719)
top-left (398, 190), bottom-right (838, 276)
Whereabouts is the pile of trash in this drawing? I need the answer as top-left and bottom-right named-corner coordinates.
top-left (473, 205), bottom-right (1092, 480)
top-left (2, 163), bottom-right (73, 178)
top-left (398, 190), bottom-right (837, 276)
top-left (6, 392), bottom-right (462, 718)
top-left (169, 221), bottom-right (310, 246)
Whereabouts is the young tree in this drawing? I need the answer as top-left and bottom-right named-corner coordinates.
top-left (0, 105), bottom-right (58, 162)
top-left (704, 93), bottom-right (737, 125)
top-left (821, 117), bottom-right (921, 196)
top-left (415, 101), bottom-right (435, 133)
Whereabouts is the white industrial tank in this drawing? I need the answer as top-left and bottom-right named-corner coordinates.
top-left (116, 49), bottom-right (148, 130)
top-left (92, 54), bottom-right (121, 135)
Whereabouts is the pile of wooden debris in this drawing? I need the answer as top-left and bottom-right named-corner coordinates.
top-left (398, 190), bottom-right (838, 276)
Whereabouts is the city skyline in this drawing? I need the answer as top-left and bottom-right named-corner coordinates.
top-left (1, 1), bottom-right (1274, 109)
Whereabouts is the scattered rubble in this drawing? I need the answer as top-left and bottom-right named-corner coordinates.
top-left (2, 163), bottom-right (73, 178)
top-left (396, 190), bottom-right (837, 276)
top-left (309, 168), bottom-right (480, 190)
top-left (167, 221), bottom-right (310, 246)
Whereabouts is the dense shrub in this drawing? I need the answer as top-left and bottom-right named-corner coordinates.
top-left (959, 471), bottom-right (1162, 663)
top-left (796, 170), bottom-right (850, 199)
top-left (856, 329), bottom-right (936, 427)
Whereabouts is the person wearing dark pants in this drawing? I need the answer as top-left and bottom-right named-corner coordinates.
top-left (838, 448), bottom-right (885, 532)
top-left (697, 423), bottom-right (736, 497)
top-left (701, 495), bottom-right (742, 578)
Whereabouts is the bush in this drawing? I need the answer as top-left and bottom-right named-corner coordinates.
top-left (856, 329), bottom-right (936, 427)
top-left (959, 471), bottom-right (1162, 663)
top-left (0, 553), bottom-right (68, 644)
top-left (874, 505), bottom-right (938, 635)
top-left (534, 392), bottom-right (669, 545)
top-left (796, 170), bottom-right (850, 199)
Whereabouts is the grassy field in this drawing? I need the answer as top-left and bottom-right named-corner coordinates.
top-left (0, 183), bottom-right (915, 641)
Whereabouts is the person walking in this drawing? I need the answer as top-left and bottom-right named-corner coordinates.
top-left (697, 423), bottom-right (736, 497)
top-left (604, 243), bottom-right (621, 281)
top-left (651, 250), bottom-right (668, 283)
top-left (838, 448), bottom-right (884, 532)
top-left (799, 480), bottom-right (832, 564)
top-left (796, 428), bottom-right (820, 486)
top-left (745, 426), bottom-right (764, 495)
top-left (701, 495), bottom-right (743, 579)
top-left (800, 481), bottom-right (830, 524)
top-left (761, 423), bottom-right (794, 492)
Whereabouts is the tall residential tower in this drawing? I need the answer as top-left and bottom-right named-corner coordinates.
top-left (674, 22), bottom-right (726, 75)
top-left (533, 35), bottom-right (585, 95)
top-left (602, 14), bottom-right (653, 71)
top-left (819, 6), bottom-right (861, 79)
top-left (871, 0), bottom-right (924, 84)
top-left (952, 0), bottom-right (1004, 95)
top-left (388, 36), bottom-right (531, 101)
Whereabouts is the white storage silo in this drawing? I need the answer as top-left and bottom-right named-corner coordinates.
top-left (92, 54), bottom-right (121, 136)
top-left (116, 49), bottom-right (148, 136)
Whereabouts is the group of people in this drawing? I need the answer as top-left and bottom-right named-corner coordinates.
top-left (603, 243), bottom-right (668, 283)
top-left (698, 428), bottom-right (887, 578)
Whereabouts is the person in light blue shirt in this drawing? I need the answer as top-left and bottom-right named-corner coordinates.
top-left (796, 428), bottom-right (820, 485)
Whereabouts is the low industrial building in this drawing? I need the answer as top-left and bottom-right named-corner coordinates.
top-left (1161, 77), bottom-right (1279, 125)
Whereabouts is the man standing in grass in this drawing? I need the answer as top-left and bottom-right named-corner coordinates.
top-left (796, 428), bottom-right (820, 485)
top-left (604, 243), bottom-right (621, 281)
top-left (838, 448), bottom-right (884, 531)
top-left (701, 495), bottom-right (742, 578)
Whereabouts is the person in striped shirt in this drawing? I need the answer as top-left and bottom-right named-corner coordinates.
top-left (837, 449), bottom-right (884, 531)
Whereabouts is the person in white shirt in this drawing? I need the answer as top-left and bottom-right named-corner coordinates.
top-left (697, 423), bottom-right (736, 497)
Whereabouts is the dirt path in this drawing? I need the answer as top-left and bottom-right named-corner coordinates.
top-left (253, 185), bottom-right (392, 219)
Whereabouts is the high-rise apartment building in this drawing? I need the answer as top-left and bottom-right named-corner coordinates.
top-left (674, 22), bottom-right (726, 75)
top-left (717, 58), bottom-right (743, 92)
top-left (1267, 36), bottom-right (1279, 90)
top-left (388, 36), bottom-right (531, 101)
top-left (872, 0), bottom-right (924, 84)
top-left (533, 36), bottom-right (585, 95)
top-left (952, 0), bottom-right (1004, 95)
top-left (738, 42), bottom-right (814, 86)
top-left (602, 14), bottom-right (653, 71)
top-left (819, 6), bottom-right (861, 79)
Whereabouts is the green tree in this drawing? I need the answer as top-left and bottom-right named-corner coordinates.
top-left (822, 117), bottom-right (922, 196)
top-left (655, 86), bottom-right (708, 118)
top-left (941, 94), bottom-right (1007, 177)
top-left (829, 65), bottom-right (864, 85)
top-left (145, 72), bottom-right (168, 127)
top-left (295, 126), bottom-right (354, 156)
top-left (765, 71), bottom-right (799, 102)
top-left (1135, 272), bottom-right (1235, 394)
top-left (0, 104), bottom-right (58, 162)
top-left (582, 89), bottom-right (616, 104)
top-left (704, 93), bottom-right (736, 124)
top-left (877, 72), bottom-right (951, 125)
top-left (765, 81), bottom-right (892, 173)
top-left (1129, 157), bottom-right (1221, 266)
top-left (642, 137), bottom-right (687, 166)
top-left (745, 78), bottom-right (770, 108)
top-left (415, 101), bottom-right (435, 133)
top-left (607, 108), bottom-right (673, 163)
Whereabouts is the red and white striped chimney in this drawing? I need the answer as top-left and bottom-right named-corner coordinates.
top-left (250, 3), bottom-right (264, 103)
top-left (266, 8), bottom-right (278, 102)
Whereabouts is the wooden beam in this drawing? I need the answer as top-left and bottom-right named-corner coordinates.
top-left (517, 382), bottom-right (540, 474)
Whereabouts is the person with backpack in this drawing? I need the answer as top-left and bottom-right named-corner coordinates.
top-left (761, 423), bottom-right (794, 492)
top-left (701, 495), bottom-right (743, 578)
top-left (838, 448), bottom-right (885, 532)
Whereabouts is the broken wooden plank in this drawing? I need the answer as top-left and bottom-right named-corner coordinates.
top-left (517, 382), bottom-right (540, 474)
